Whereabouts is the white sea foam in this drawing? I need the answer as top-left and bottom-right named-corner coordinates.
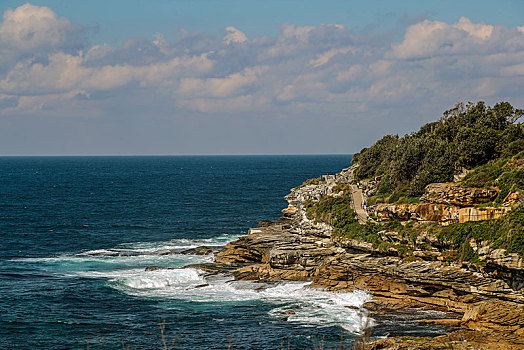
top-left (11, 235), bottom-right (238, 278)
top-left (122, 268), bottom-right (206, 289)
top-left (13, 233), bottom-right (373, 332)
top-left (14, 253), bottom-right (212, 270)
top-left (80, 234), bottom-right (240, 257)
top-left (14, 235), bottom-right (239, 265)
top-left (109, 267), bottom-right (373, 333)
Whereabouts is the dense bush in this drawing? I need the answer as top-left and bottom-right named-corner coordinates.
top-left (321, 101), bottom-right (524, 261)
top-left (353, 102), bottom-right (523, 196)
top-left (306, 195), bottom-right (357, 231)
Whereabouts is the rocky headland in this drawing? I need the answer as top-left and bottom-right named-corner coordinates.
top-left (152, 102), bottom-right (524, 348)
top-left (163, 160), bottom-right (521, 348)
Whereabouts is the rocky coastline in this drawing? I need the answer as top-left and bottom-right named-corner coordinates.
top-left (154, 165), bottom-right (523, 349)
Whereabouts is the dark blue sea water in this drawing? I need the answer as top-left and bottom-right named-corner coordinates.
top-left (0, 156), bottom-right (445, 349)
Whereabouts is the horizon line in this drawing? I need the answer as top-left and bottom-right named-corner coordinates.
top-left (0, 153), bottom-right (354, 157)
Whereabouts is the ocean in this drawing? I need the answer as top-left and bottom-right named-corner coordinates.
top-left (0, 155), bottom-right (445, 349)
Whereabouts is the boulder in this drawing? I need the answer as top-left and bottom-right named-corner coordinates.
top-left (180, 246), bottom-right (221, 255)
top-left (462, 300), bottom-right (524, 331)
top-left (421, 183), bottom-right (498, 207)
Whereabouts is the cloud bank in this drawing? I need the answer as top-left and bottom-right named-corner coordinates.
top-left (0, 4), bottom-right (523, 154)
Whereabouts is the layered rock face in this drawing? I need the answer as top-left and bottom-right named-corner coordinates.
top-left (216, 221), bottom-right (523, 305)
top-left (373, 203), bottom-right (510, 223)
top-left (372, 182), bottom-right (510, 224)
top-left (420, 183), bottom-right (499, 206)
top-left (215, 223), bottom-right (344, 281)
top-left (211, 219), bottom-right (524, 348)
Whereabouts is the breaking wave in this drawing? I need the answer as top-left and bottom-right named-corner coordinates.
top-left (111, 267), bottom-right (372, 332)
top-left (13, 234), bottom-right (373, 333)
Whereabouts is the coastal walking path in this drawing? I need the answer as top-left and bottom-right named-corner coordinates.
top-left (350, 185), bottom-right (368, 224)
top-left (344, 165), bottom-right (370, 224)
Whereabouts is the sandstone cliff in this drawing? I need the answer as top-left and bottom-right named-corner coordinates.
top-left (373, 202), bottom-right (510, 223)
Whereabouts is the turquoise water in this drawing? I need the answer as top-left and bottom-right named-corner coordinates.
top-left (0, 156), bottom-right (445, 349)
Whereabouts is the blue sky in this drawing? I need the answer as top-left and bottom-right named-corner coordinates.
top-left (0, 1), bottom-right (523, 155)
top-left (2, 0), bottom-right (523, 44)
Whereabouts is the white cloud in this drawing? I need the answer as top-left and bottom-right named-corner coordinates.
top-left (336, 64), bottom-right (363, 82)
top-left (260, 23), bottom-right (346, 60)
top-left (454, 17), bottom-right (493, 39)
top-left (501, 62), bottom-right (524, 76)
top-left (390, 17), bottom-right (501, 60)
top-left (309, 47), bottom-right (356, 68)
top-left (0, 5), bottom-right (523, 122)
top-left (178, 66), bottom-right (267, 98)
top-left (223, 26), bottom-right (248, 44)
top-left (369, 60), bottom-right (393, 75)
top-left (1, 89), bottom-right (88, 115)
top-left (176, 94), bottom-right (268, 113)
top-left (0, 3), bottom-right (83, 65)
top-left (390, 19), bottom-right (461, 59)
top-left (0, 51), bottom-right (215, 94)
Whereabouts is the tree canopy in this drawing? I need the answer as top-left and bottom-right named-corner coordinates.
top-left (352, 102), bottom-right (524, 196)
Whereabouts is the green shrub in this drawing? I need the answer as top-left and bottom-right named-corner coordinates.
top-left (377, 176), bottom-right (394, 196)
top-left (387, 191), bottom-right (401, 203)
top-left (459, 239), bottom-right (476, 261)
top-left (397, 197), bottom-right (421, 204)
top-left (306, 195), bottom-right (357, 230)
top-left (332, 183), bottom-right (349, 194)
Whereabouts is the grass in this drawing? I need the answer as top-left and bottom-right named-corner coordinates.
top-left (462, 152), bottom-right (524, 195)
top-left (396, 197), bottom-right (421, 204)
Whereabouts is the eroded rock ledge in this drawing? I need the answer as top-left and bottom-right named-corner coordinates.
top-left (208, 219), bottom-right (524, 349)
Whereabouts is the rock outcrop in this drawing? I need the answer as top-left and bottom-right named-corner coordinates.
top-left (180, 246), bottom-right (222, 255)
top-left (462, 299), bottom-right (524, 332)
top-left (214, 222), bottom-right (523, 302)
top-left (373, 203), bottom-right (510, 223)
top-left (420, 183), bottom-right (498, 207)
top-left (280, 166), bottom-right (355, 236)
top-left (207, 219), bottom-right (524, 349)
